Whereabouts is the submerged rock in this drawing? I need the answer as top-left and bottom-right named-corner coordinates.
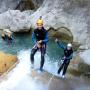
top-left (0, 52), bottom-right (17, 75)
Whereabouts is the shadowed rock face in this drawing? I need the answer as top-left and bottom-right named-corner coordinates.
top-left (0, 0), bottom-right (44, 13)
top-left (15, 0), bottom-right (44, 11)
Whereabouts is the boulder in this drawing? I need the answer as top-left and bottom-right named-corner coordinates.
top-left (0, 10), bottom-right (33, 32)
top-left (29, 0), bottom-right (90, 49)
top-left (68, 50), bottom-right (90, 77)
top-left (0, 52), bottom-right (17, 75)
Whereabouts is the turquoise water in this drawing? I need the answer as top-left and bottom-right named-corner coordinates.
top-left (0, 33), bottom-right (65, 63)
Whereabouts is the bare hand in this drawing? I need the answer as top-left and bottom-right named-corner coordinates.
top-left (38, 40), bottom-right (42, 44)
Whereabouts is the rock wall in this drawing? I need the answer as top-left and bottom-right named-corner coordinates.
top-left (32, 0), bottom-right (44, 8)
top-left (29, 0), bottom-right (90, 49)
top-left (0, 0), bottom-right (44, 13)
top-left (0, 0), bottom-right (90, 49)
top-left (0, 0), bottom-right (21, 13)
top-left (15, 0), bottom-right (35, 11)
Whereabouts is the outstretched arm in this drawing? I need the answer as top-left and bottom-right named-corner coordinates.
top-left (55, 39), bottom-right (66, 50)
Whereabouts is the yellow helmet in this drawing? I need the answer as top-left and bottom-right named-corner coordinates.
top-left (36, 19), bottom-right (43, 25)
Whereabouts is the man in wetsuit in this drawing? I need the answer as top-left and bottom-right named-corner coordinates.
top-left (30, 17), bottom-right (48, 71)
top-left (55, 39), bottom-right (73, 78)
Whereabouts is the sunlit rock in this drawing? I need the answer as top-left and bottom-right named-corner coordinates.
top-left (0, 52), bottom-right (17, 75)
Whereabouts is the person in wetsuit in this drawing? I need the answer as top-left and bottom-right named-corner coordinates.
top-left (1, 29), bottom-right (14, 43)
top-left (55, 39), bottom-right (73, 78)
top-left (30, 17), bottom-right (49, 71)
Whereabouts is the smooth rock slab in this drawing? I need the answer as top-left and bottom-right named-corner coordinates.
top-left (0, 52), bottom-right (17, 75)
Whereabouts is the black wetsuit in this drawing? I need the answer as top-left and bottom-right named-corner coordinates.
top-left (57, 42), bottom-right (73, 75)
top-left (30, 27), bottom-right (48, 70)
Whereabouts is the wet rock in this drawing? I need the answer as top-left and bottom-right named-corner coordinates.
top-left (16, 0), bottom-right (44, 11)
top-left (15, 0), bottom-right (35, 11)
top-left (68, 54), bottom-right (82, 76)
top-left (0, 52), bottom-right (17, 75)
top-left (30, 69), bottom-right (90, 90)
top-left (68, 50), bottom-right (90, 77)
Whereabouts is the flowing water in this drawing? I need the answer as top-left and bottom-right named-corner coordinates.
top-left (0, 33), bottom-right (90, 90)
